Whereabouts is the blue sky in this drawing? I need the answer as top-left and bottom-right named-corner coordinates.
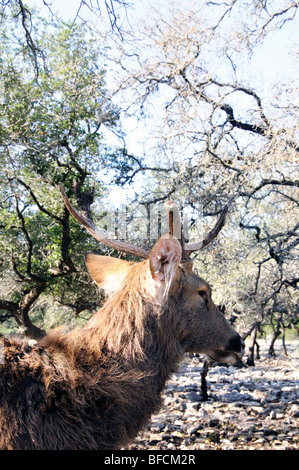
top-left (27, 0), bottom-right (298, 83)
top-left (24, 0), bottom-right (299, 204)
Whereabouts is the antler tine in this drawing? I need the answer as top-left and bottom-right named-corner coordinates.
top-left (184, 204), bottom-right (228, 256)
top-left (59, 184), bottom-right (150, 260)
top-left (164, 200), bottom-right (228, 259)
top-left (164, 200), bottom-right (181, 239)
top-left (164, 200), bottom-right (190, 259)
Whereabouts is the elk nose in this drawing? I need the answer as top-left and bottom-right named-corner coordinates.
top-left (227, 334), bottom-right (243, 353)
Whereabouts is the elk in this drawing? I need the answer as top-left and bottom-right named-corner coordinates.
top-left (0, 185), bottom-right (244, 450)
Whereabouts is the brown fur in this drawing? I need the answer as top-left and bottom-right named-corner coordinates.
top-left (0, 241), bottom-right (243, 450)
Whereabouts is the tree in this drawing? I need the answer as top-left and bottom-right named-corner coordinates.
top-left (104, 0), bottom-right (299, 355)
top-left (0, 12), bottom-right (121, 339)
top-left (0, 0), bottom-right (132, 79)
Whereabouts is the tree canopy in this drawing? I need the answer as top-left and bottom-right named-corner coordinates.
top-left (0, 0), bottom-right (298, 357)
top-left (105, 0), bottom-right (299, 355)
top-left (0, 11), bottom-right (121, 338)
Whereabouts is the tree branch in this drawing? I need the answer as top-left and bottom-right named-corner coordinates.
top-left (14, 194), bottom-right (38, 280)
top-left (0, 299), bottom-right (18, 316)
top-left (16, 178), bottom-right (62, 222)
top-left (240, 178), bottom-right (299, 199)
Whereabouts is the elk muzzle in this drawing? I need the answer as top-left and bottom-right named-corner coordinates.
top-left (208, 333), bottom-right (245, 364)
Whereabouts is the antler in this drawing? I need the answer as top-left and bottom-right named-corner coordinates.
top-left (60, 183), bottom-right (227, 261)
top-left (184, 204), bottom-right (228, 255)
top-left (59, 184), bottom-right (150, 259)
top-left (164, 200), bottom-right (182, 240)
top-left (164, 200), bottom-right (228, 260)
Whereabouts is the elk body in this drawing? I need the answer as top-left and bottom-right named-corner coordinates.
top-left (0, 186), bottom-right (244, 450)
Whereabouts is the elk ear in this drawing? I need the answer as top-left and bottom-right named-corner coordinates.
top-left (85, 253), bottom-right (135, 294)
top-left (149, 237), bottom-right (182, 282)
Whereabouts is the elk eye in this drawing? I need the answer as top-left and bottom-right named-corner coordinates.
top-left (198, 290), bottom-right (208, 304)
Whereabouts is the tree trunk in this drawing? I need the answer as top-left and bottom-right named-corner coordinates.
top-left (281, 328), bottom-right (288, 357)
top-left (17, 316), bottom-right (46, 340)
top-left (15, 281), bottom-right (47, 340)
top-left (246, 326), bottom-right (258, 366)
top-left (256, 338), bottom-right (260, 359)
top-left (268, 329), bottom-right (280, 356)
top-left (200, 358), bottom-right (212, 401)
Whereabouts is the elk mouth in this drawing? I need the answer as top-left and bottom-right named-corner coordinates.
top-left (207, 350), bottom-right (244, 364)
top-left (207, 337), bottom-right (245, 364)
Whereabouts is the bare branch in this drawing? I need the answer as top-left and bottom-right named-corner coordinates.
top-left (0, 299), bottom-right (18, 316)
top-left (60, 183), bottom-right (150, 259)
top-left (16, 179), bottom-right (62, 222)
top-left (14, 194), bottom-right (36, 280)
top-left (184, 204), bottom-right (229, 255)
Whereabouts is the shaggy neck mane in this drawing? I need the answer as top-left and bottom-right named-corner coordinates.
top-left (39, 259), bottom-right (184, 401)
top-left (60, 260), bottom-right (181, 372)
top-left (81, 261), bottom-right (159, 360)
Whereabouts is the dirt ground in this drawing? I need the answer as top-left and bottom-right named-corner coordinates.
top-left (128, 339), bottom-right (299, 450)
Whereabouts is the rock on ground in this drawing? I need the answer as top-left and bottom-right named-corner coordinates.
top-left (128, 340), bottom-right (299, 450)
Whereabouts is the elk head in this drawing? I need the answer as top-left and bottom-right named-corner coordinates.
top-left (60, 183), bottom-right (244, 364)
